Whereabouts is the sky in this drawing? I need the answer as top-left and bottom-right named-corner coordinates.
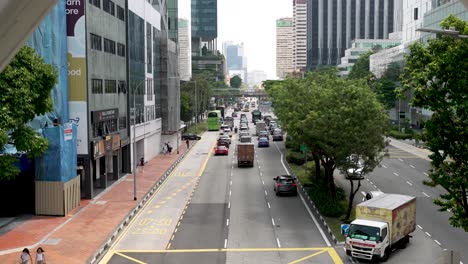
top-left (179, 0), bottom-right (293, 80)
top-left (217, 0), bottom-right (293, 79)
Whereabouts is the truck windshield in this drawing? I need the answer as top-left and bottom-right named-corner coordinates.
top-left (348, 224), bottom-right (380, 241)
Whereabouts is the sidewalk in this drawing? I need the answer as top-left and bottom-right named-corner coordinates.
top-left (0, 142), bottom-right (191, 264)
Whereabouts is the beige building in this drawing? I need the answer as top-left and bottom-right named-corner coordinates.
top-left (276, 18), bottom-right (294, 79)
top-left (178, 18), bottom-right (191, 81)
top-left (293, 0), bottom-right (307, 72)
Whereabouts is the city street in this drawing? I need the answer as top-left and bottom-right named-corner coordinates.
top-left (335, 143), bottom-right (467, 264)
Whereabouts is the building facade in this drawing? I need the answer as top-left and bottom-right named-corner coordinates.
top-left (306, 0), bottom-right (397, 71)
top-left (178, 18), bottom-right (191, 81)
top-left (247, 70), bottom-right (268, 87)
top-left (293, 0), bottom-right (307, 72)
top-left (66, 0), bottom-right (180, 199)
top-left (223, 41), bottom-right (247, 82)
top-left (191, 0), bottom-right (217, 55)
top-left (276, 18), bottom-right (294, 79)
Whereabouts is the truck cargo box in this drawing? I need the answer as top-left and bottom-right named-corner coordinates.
top-left (237, 143), bottom-right (255, 167)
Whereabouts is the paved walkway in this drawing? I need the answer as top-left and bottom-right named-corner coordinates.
top-left (387, 137), bottom-right (431, 161)
top-left (0, 142), bottom-right (192, 264)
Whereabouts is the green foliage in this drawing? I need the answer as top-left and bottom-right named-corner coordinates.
top-left (401, 15), bottom-right (468, 231)
top-left (286, 151), bottom-right (305, 165)
top-left (374, 78), bottom-right (397, 109)
top-left (388, 130), bottom-right (414, 140)
top-left (230, 75), bottom-right (242, 88)
top-left (348, 51), bottom-right (374, 80)
top-left (0, 45), bottom-right (57, 180)
top-left (307, 177), bottom-right (346, 217)
top-left (185, 120), bottom-right (207, 134)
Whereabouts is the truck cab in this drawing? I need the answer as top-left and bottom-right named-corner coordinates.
top-left (345, 219), bottom-right (390, 260)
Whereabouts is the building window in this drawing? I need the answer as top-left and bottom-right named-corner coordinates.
top-left (118, 80), bottom-right (127, 93)
top-left (104, 38), bottom-right (116, 54)
top-left (103, 0), bottom-right (115, 16)
top-left (90, 33), bottom-right (102, 51)
top-left (89, 0), bottom-right (101, 8)
top-left (92, 79), bottom-right (103, 94)
top-left (119, 116), bottom-right (127, 130)
top-left (146, 22), bottom-right (152, 73)
top-left (117, 5), bottom-right (125, 21)
top-left (92, 119), bottom-right (118, 137)
top-left (117, 43), bottom-right (126, 57)
top-left (105, 80), bottom-right (117, 93)
top-left (414, 8), bottom-right (418, 20)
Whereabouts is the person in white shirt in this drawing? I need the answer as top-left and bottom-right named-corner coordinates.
top-left (35, 247), bottom-right (46, 264)
top-left (20, 248), bottom-right (32, 264)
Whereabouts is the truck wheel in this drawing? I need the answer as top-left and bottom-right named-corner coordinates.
top-left (345, 250), bottom-right (351, 256)
top-left (381, 248), bottom-right (391, 262)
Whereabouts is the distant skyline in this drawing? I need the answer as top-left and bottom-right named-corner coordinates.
top-left (217, 0), bottom-right (292, 79)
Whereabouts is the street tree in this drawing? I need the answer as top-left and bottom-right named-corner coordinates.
top-left (348, 51), bottom-right (374, 80)
top-left (401, 15), bottom-right (468, 231)
top-left (230, 75), bottom-right (242, 88)
top-left (0, 46), bottom-right (57, 180)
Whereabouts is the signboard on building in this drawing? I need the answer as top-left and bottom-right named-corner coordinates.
top-left (91, 108), bottom-right (119, 123)
top-left (64, 123), bottom-right (73, 141)
top-left (67, 0), bottom-right (88, 155)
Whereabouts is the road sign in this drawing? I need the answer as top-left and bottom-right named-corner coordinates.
top-left (341, 224), bottom-right (349, 235)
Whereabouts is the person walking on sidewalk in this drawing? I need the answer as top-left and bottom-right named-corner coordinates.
top-left (167, 142), bottom-right (172, 154)
top-left (35, 247), bottom-right (46, 264)
top-left (186, 139), bottom-right (190, 149)
top-left (20, 248), bottom-right (32, 264)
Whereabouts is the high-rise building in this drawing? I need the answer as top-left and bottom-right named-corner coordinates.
top-left (276, 18), bottom-right (294, 79)
top-left (191, 0), bottom-right (217, 55)
top-left (223, 41), bottom-right (247, 81)
top-left (306, 0), bottom-right (397, 71)
top-left (247, 70), bottom-right (268, 87)
top-left (178, 18), bottom-right (191, 81)
top-left (293, 0), bottom-right (307, 72)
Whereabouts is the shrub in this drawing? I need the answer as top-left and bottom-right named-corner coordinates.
top-left (286, 151), bottom-right (305, 165)
top-left (306, 177), bottom-right (345, 217)
top-left (388, 130), bottom-right (413, 140)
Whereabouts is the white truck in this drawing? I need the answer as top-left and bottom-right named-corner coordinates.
top-left (256, 121), bottom-right (266, 136)
top-left (343, 193), bottom-right (416, 261)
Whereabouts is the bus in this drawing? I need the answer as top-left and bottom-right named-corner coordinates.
top-left (207, 110), bottom-right (222, 131)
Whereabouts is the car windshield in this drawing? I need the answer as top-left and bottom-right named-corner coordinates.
top-left (280, 178), bottom-right (294, 184)
top-left (348, 224), bottom-right (380, 241)
top-left (259, 138), bottom-right (268, 142)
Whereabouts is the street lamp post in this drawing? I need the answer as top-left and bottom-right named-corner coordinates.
top-left (131, 79), bottom-right (147, 201)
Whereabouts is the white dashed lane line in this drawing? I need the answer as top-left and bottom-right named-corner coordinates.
top-left (410, 164), bottom-right (415, 168)
top-left (272, 218), bottom-right (276, 226)
top-left (265, 190), bottom-right (268, 196)
top-left (425, 232), bottom-right (432, 237)
top-left (398, 158), bottom-right (404, 162)
top-left (406, 181), bottom-right (413, 186)
top-left (434, 240), bottom-right (441, 246)
top-left (226, 219), bottom-right (229, 226)
top-left (267, 202), bottom-right (271, 208)
top-left (417, 225), bottom-right (423, 229)
top-left (276, 238), bottom-right (282, 248)
top-left (224, 239), bottom-right (228, 248)
top-left (422, 192), bottom-right (430, 197)
top-left (423, 172), bottom-right (429, 176)
top-left (228, 202), bottom-right (231, 209)
top-left (382, 164), bottom-right (388, 169)
top-left (393, 172), bottom-right (399, 176)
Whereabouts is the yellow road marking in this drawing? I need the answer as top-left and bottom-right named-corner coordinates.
top-left (114, 252), bottom-right (146, 264)
top-left (327, 247), bottom-right (344, 264)
top-left (98, 249), bottom-right (115, 263)
top-left (159, 201), bottom-right (167, 204)
top-left (107, 143), bottom-right (197, 250)
top-left (288, 249), bottom-right (327, 264)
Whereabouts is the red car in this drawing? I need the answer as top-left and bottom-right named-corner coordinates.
top-left (214, 145), bottom-right (229, 155)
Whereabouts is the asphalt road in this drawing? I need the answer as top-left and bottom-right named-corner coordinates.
top-left (169, 106), bottom-right (342, 264)
top-left (335, 144), bottom-right (467, 264)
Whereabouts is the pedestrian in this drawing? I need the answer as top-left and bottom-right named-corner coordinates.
top-left (167, 142), bottom-right (172, 154)
top-left (20, 248), bottom-right (32, 264)
top-left (162, 143), bottom-right (168, 155)
top-left (186, 139), bottom-right (190, 149)
top-left (35, 247), bottom-right (46, 264)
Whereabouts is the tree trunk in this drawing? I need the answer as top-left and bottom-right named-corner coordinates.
top-left (313, 153), bottom-right (321, 178)
top-left (323, 162), bottom-right (336, 201)
top-left (345, 179), bottom-right (362, 222)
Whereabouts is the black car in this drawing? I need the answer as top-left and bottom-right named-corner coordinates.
top-left (181, 133), bottom-right (201, 140)
top-left (273, 175), bottom-right (298, 196)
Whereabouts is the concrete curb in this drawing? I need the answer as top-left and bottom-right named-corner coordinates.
top-left (283, 161), bottom-right (339, 245)
top-left (88, 142), bottom-right (195, 264)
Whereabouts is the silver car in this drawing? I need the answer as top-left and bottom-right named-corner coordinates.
top-left (273, 175), bottom-right (298, 196)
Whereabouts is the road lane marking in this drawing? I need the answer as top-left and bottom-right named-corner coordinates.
top-left (369, 181), bottom-right (373, 185)
top-left (274, 143), bottom-right (331, 247)
top-left (272, 218), bottom-right (276, 226)
top-left (116, 247), bottom-right (341, 253)
top-left (422, 192), bottom-right (430, 197)
top-left (260, 172), bottom-right (263, 176)
top-left (434, 240), bottom-right (441, 246)
top-left (276, 238), bottom-right (281, 248)
top-left (265, 190), bottom-right (268, 196)
top-left (410, 164), bottom-right (415, 168)
top-left (115, 252), bottom-right (147, 264)
top-left (361, 191), bottom-right (366, 197)
top-left (406, 181), bottom-right (413, 186)
top-left (224, 239), bottom-right (228, 248)
top-left (366, 178), bottom-right (370, 182)
top-left (393, 172), bottom-right (399, 176)
top-left (417, 225), bottom-right (423, 229)
top-left (230, 180), bottom-right (232, 186)
top-left (447, 209), bottom-right (451, 212)
top-left (425, 232), bottom-right (431, 237)
top-left (382, 164), bottom-right (388, 168)
top-left (228, 202), bottom-right (231, 209)
top-left (424, 172), bottom-right (429, 176)
top-left (226, 219), bottom-right (229, 226)
top-left (267, 202), bottom-right (271, 208)
top-left (229, 190), bottom-right (232, 196)
top-left (398, 158), bottom-right (404, 162)
top-left (262, 180), bottom-right (265, 185)
top-left (288, 250), bottom-right (327, 264)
